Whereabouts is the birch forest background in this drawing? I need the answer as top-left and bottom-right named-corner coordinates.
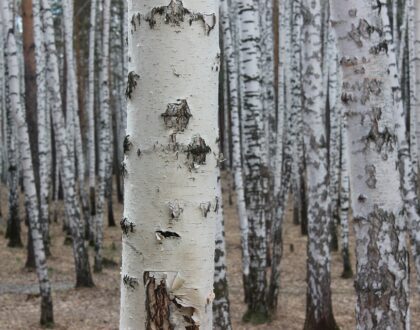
top-left (3, 0), bottom-right (420, 329)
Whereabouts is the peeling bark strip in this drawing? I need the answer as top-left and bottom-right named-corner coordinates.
top-left (144, 272), bottom-right (199, 329)
top-left (161, 99), bottom-right (192, 131)
top-left (120, 218), bottom-right (135, 235)
top-left (125, 71), bottom-right (140, 99)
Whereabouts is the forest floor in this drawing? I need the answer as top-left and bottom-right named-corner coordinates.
top-left (0, 174), bottom-right (420, 329)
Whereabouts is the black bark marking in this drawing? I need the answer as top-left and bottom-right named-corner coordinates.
top-left (130, 13), bottom-right (141, 32)
top-left (341, 92), bottom-right (356, 104)
top-left (123, 274), bottom-right (139, 290)
top-left (348, 9), bottom-right (357, 17)
top-left (370, 41), bottom-right (388, 55)
top-left (155, 230), bottom-right (181, 240)
top-left (358, 194), bottom-right (367, 203)
top-left (161, 99), bottom-right (192, 132)
top-left (186, 135), bottom-right (211, 169)
top-left (121, 161), bottom-right (128, 178)
top-left (145, 0), bottom-right (216, 35)
top-left (365, 165), bottom-right (377, 189)
top-left (200, 202), bottom-right (211, 217)
top-left (126, 71), bottom-right (140, 99)
top-left (137, 148), bottom-right (142, 157)
top-left (365, 107), bottom-right (396, 156)
top-left (120, 218), bottom-right (135, 235)
top-left (123, 135), bottom-right (132, 155)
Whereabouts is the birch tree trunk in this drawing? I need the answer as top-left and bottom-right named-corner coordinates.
top-left (238, 0), bottom-right (268, 322)
top-left (120, 1), bottom-right (219, 328)
top-left (339, 114), bottom-right (353, 279)
top-left (94, 0), bottom-right (112, 272)
top-left (301, 0), bottom-right (337, 328)
top-left (33, 0), bottom-right (51, 254)
top-left (220, 0), bottom-right (250, 304)
top-left (330, 0), bottom-right (410, 327)
top-left (213, 174), bottom-right (232, 330)
top-left (2, 0), bottom-right (53, 324)
top-left (87, 0), bottom-right (97, 239)
top-left (415, 0), bottom-right (420, 162)
top-left (42, 0), bottom-right (94, 288)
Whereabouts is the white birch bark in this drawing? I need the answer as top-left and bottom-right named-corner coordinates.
top-left (380, 2), bottom-right (420, 291)
top-left (330, 0), bottom-right (410, 327)
top-left (1, 0), bottom-right (53, 323)
top-left (268, 0), bottom-right (292, 312)
top-left (415, 0), bottom-right (420, 161)
top-left (33, 0), bottom-right (51, 253)
top-left (120, 1), bottom-right (219, 328)
top-left (238, 0), bottom-right (268, 321)
top-left (213, 171), bottom-right (232, 330)
top-left (41, 0), bottom-right (94, 288)
top-left (301, 0), bottom-right (337, 327)
top-left (94, 0), bottom-right (112, 272)
top-left (220, 0), bottom-right (250, 301)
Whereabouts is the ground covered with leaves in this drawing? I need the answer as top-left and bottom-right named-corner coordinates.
top-left (0, 177), bottom-right (420, 329)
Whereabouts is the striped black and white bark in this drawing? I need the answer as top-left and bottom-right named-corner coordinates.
top-left (87, 0), bottom-right (97, 237)
top-left (33, 0), bottom-right (51, 253)
top-left (42, 0), bottom-right (94, 288)
top-left (5, 65), bottom-right (21, 247)
top-left (94, 0), bottom-right (112, 273)
top-left (120, 1), bottom-right (219, 328)
top-left (238, 0), bottom-right (269, 322)
top-left (327, 27), bottom-right (341, 252)
top-left (213, 175), bottom-right (232, 330)
top-left (1, 0), bottom-right (53, 324)
top-left (220, 0), bottom-right (250, 302)
top-left (330, 0), bottom-right (410, 328)
top-left (339, 114), bottom-right (353, 279)
top-left (301, 0), bottom-right (337, 328)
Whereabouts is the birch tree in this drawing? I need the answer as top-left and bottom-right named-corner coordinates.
top-left (120, 0), bottom-right (219, 328)
top-left (33, 0), bottom-right (51, 253)
top-left (238, 0), bottom-right (269, 322)
top-left (87, 0), bottom-right (97, 240)
top-left (94, 0), bottom-right (112, 272)
top-left (301, 0), bottom-right (337, 328)
top-left (220, 0), bottom-right (250, 304)
top-left (330, 0), bottom-right (410, 327)
top-left (2, 0), bottom-right (53, 324)
top-left (42, 0), bottom-right (94, 288)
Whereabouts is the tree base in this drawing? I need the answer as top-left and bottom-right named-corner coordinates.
top-left (242, 309), bottom-right (271, 325)
top-left (303, 314), bottom-right (339, 330)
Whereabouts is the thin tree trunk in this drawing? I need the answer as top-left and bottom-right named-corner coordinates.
top-left (2, 0), bottom-right (53, 323)
top-left (94, 0), bottom-right (112, 273)
top-left (42, 0), bottom-right (94, 288)
top-left (238, 0), bottom-right (269, 322)
top-left (220, 0), bottom-right (250, 303)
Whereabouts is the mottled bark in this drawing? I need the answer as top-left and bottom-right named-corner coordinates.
top-left (301, 0), bottom-right (337, 328)
top-left (330, 0), bottom-right (410, 328)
